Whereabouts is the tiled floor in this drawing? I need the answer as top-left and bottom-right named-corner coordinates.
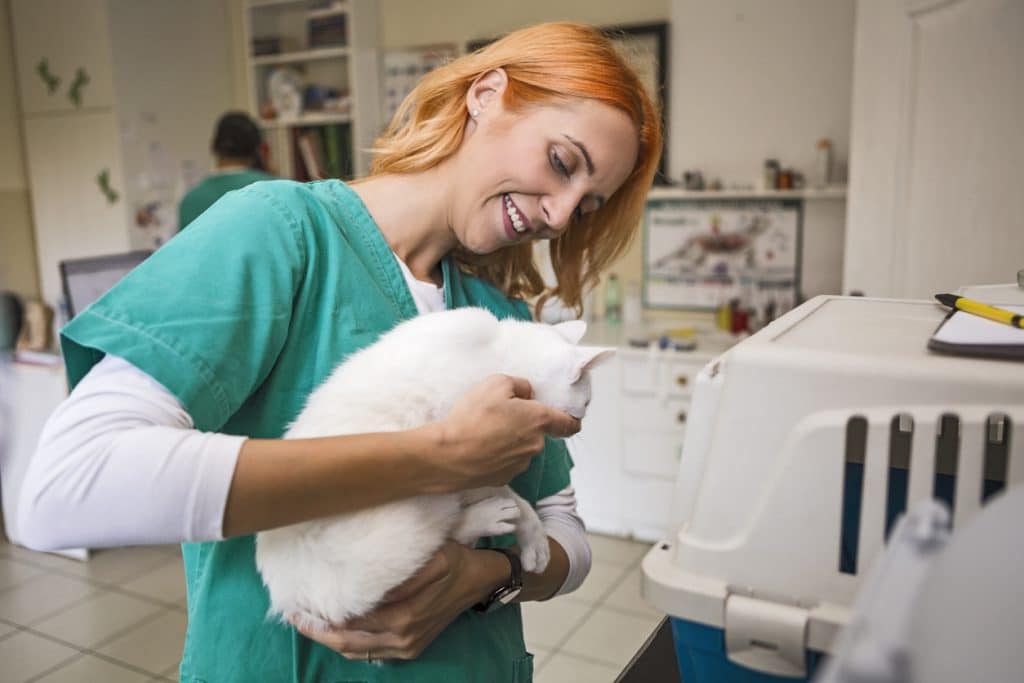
top-left (0, 523), bottom-right (662, 682)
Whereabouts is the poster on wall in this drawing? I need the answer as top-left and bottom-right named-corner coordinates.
top-left (382, 44), bottom-right (458, 127)
top-left (644, 199), bottom-right (802, 313)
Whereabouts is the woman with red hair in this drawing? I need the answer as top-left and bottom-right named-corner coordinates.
top-left (24, 22), bottom-right (661, 681)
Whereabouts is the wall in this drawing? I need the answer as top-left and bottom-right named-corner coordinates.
top-left (597, 0), bottom-right (856, 312)
top-left (0, 0), bottom-right (40, 299)
top-left (668, 0), bottom-right (855, 186)
top-left (844, 0), bottom-right (1024, 298)
top-left (107, 0), bottom-right (236, 247)
top-left (377, 0), bottom-right (668, 49)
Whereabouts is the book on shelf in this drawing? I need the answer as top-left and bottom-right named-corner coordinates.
top-left (287, 123), bottom-right (353, 182)
top-left (296, 129), bottom-right (327, 180)
top-left (322, 123), bottom-right (353, 179)
top-left (308, 13), bottom-right (347, 48)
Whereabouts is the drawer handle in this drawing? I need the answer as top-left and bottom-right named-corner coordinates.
top-left (677, 411), bottom-right (687, 423)
top-left (676, 375), bottom-right (688, 387)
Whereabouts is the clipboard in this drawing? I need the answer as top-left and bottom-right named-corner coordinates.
top-left (928, 304), bottom-right (1024, 361)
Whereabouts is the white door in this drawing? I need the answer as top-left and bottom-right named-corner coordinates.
top-left (844, 0), bottom-right (1024, 298)
top-left (10, 0), bottom-right (116, 114)
top-left (22, 111), bottom-right (130, 308)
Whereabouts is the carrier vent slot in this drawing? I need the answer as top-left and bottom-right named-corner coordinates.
top-left (885, 414), bottom-right (913, 540)
top-left (840, 416), bottom-right (867, 575)
top-left (934, 414), bottom-right (961, 524)
top-left (982, 414), bottom-right (1009, 504)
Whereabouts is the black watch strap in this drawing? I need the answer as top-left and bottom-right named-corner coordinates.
top-left (472, 548), bottom-right (523, 613)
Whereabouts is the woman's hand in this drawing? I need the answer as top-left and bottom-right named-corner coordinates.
top-left (427, 374), bottom-right (581, 492)
top-left (289, 541), bottom-right (504, 661)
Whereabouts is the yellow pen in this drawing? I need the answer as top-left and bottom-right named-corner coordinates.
top-left (935, 293), bottom-right (1024, 329)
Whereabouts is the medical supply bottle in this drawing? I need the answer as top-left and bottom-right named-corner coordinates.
top-left (605, 273), bottom-right (622, 324)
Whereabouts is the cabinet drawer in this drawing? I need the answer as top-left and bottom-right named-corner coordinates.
top-left (622, 428), bottom-right (685, 478)
top-left (621, 355), bottom-right (701, 397)
top-left (622, 475), bottom-right (675, 541)
top-left (621, 397), bottom-right (690, 431)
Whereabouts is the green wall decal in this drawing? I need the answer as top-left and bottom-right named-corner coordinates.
top-left (35, 58), bottom-right (61, 94)
top-left (69, 67), bottom-right (90, 107)
top-left (97, 169), bottom-right (119, 204)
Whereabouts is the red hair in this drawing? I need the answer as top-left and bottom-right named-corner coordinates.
top-left (371, 22), bottom-right (663, 316)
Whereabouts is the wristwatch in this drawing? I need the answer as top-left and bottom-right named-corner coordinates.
top-left (473, 547), bottom-right (523, 613)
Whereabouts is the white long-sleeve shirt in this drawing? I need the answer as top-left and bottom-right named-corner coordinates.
top-left (21, 255), bottom-right (591, 595)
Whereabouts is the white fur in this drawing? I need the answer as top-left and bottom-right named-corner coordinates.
top-left (255, 308), bottom-right (614, 629)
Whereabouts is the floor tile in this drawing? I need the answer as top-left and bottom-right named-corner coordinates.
top-left (95, 609), bottom-right (187, 676)
top-left (32, 590), bottom-right (166, 649)
top-left (521, 597), bottom-right (591, 650)
top-left (0, 572), bottom-right (97, 625)
top-left (33, 653), bottom-right (153, 682)
top-left (561, 606), bottom-right (663, 667)
top-left (535, 651), bottom-right (620, 683)
top-left (602, 566), bottom-right (666, 619)
top-left (0, 629), bottom-right (79, 681)
top-left (570, 560), bottom-right (629, 605)
top-left (50, 546), bottom-right (172, 586)
top-left (0, 543), bottom-right (89, 572)
top-left (0, 555), bottom-right (46, 591)
top-left (586, 533), bottom-right (651, 568)
top-left (119, 558), bottom-right (186, 605)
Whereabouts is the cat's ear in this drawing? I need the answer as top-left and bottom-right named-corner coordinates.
top-left (553, 319), bottom-right (587, 345)
top-left (570, 346), bottom-right (616, 382)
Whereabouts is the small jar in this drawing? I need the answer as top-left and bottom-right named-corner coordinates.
top-left (763, 159), bottom-right (779, 191)
top-left (816, 138), bottom-right (832, 188)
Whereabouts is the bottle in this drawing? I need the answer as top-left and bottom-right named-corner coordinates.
top-left (623, 280), bottom-right (642, 327)
top-left (763, 159), bottom-right (779, 191)
top-left (816, 138), bottom-right (832, 188)
top-left (604, 274), bottom-right (622, 324)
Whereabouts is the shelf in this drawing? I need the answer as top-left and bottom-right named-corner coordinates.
top-left (647, 186), bottom-right (848, 201)
top-left (258, 111), bottom-right (351, 128)
top-left (251, 46), bottom-right (349, 66)
top-left (307, 6), bottom-right (348, 19)
top-left (248, 0), bottom-right (311, 7)
top-left (248, 0), bottom-right (348, 16)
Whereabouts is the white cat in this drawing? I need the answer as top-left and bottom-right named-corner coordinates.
top-left (255, 307), bottom-right (614, 630)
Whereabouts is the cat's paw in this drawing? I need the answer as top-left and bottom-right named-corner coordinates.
top-left (518, 534), bottom-right (550, 573)
top-left (452, 497), bottom-right (521, 544)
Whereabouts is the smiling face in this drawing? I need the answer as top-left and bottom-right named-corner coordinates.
top-left (448, 71), bottom-right (640, 254)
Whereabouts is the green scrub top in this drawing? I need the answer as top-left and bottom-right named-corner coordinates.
top-left (177, 168), bottom-right (275, 231)
top-left (60, 179), bottom-right (573, 683)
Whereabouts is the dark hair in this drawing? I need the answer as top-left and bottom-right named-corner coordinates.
top-left (212, 112), bottom-right (264, 170)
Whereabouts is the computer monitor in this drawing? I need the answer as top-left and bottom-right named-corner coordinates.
top-left (59, 250), bottom-right (152, 319)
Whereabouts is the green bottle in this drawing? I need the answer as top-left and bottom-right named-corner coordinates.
top-left (605, 273), bottom-right (622, 324)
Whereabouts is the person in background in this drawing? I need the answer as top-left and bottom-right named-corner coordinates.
top-left (22, 22), bottom-right (661, 682)
top-left (177, 111), bottom-right (275, 231)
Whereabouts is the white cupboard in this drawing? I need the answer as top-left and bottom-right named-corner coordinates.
top-left (573, 323), bottom-right (733, 542)
top-left (20, 111), bottom-right (129, 310)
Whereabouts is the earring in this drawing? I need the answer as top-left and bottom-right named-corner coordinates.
top-left (470, 109), bottom-right (479, 118)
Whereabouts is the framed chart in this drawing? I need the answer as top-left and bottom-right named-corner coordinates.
top-left (644, 198), bottom-right (803, 313)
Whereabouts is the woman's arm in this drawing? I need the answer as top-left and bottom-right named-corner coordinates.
top-left (223, 374), bottom-right (580, 536)
top-left (21, 356), bottom-right (579, 550)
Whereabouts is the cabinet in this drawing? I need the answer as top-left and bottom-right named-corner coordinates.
top-left (573, 322), bottom-right (734, 542)
top-left (243, 0), bottom-right (381, 179)
top-left (10, 0), bottom-right (239, 316)
top-left (11, 0), bottom-right (116, 114)
top-left (21, 112), bottom-right (130, 310)
top-left (10, 0), bottom-right (130, 312)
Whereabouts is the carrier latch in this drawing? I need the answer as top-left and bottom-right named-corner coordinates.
top-left (724, 593), bottom-right (809, 677)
